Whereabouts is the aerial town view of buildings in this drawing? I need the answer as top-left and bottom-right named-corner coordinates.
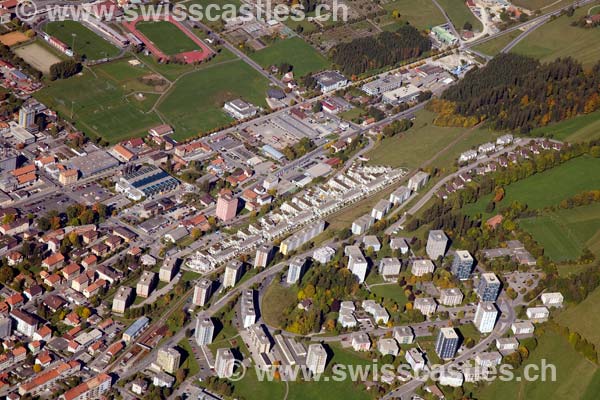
top-left (0, 0), bottom-right (597, 398)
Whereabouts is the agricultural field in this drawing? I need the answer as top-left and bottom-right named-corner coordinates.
top-left (558, 286), bottom-right (600, 350)
top-left (381, 0), bottom-right (447, 30)
top-left (157, 60), bottom-right (270, 140)
top-left (510, 3), bottom-right (600, 69)
top-left (34, 58), bottom-right (162, 143)
top-left (472, 30), bottom-right (520, 56)
top-left (250, 37), bottom-right (330, 77)
top-left (528, 109), bottom-right (600, 142)
top-left (44, 20), bottom-right (119, 60)
top-left (14, 41), bottom-right (62, 73)
top-left (479, 332), bottom-right (600, 400)
top-left (519, 202), bottom-right (600, 262)
top-left (136, 21), bottom-right (200, 55)
top-left (436, 0), bottom-right (483, 31)
top-left (462, 156), bottom-right (600, 216)
top-left (510, 0), bottom-right (568, 11)
top-left (365, 110), bottom-right (466, 168)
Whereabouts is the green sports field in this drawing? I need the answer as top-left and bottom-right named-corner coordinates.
top-left (136, 21), bottom-right (200, 55)
top-left (519, 202), bottom-right (600, 262)
top-left (44, 20), bottom-right (119, 60)
top-left (436, 0), bottom-right (482, 31)
top-left (157, 60), bottom-right (270, 140)
top-left (250, 37), bottom-right (330, 77)
top-left (510, 2), bottom-right (600, 69)
top-left (381, 0), bottom-right (446, 30)
top-left (34, 58), bottom-right (162, 143)
top-left (462, 156), bottom-right (600, 216)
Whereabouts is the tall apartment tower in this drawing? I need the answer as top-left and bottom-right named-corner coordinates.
top-left (473, 302), bottom-right (499, 333)
top-left (156, 347), bottom-right (181, 374)
top-left (215, 348), bottom-right (236, 378)
top-left (451, 250), bottom-right (474, 280)
top-left (195, 317), bottom-right (215, 345)
top-left (192, 279), bottom-right (212, 307)
top-left (223, 261), bottom-right (243, 288)
top-left (435, 327), bottom-right (459, 360)
top-left (19, 104), bottom-right (36, 129)
top-left (286, 257), bottom-right (307, 284)
top-left (216, 190), bottom-right (238, 222)
top-left (477, 273), bottom-right (501, 302)
top-left (426, 230), bottom-right (449, 260)
top-left (306, 343), bottom-right (328, 375)
top-left (254, 245), bottom-right (274, 268)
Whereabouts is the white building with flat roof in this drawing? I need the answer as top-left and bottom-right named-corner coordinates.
top-left (526, 306), bottom-right (549, 323)
top-left (411, 259), bottom-right (435, 276)
top-left (408, 171), bottom-right (429, 191)
top-left (224, 99), bottom-right (258, 120)
top-left (306, 343), bottom-right (327, 374)
top-left (414, 297), bottom-right (437, 316)
top-left (439, 288), bottom-right (463, 306)
top-left (541, 292), bottom-right (563, 307)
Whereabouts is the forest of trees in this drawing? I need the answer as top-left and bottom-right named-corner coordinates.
top-left (330, 25), bottom-right (431, 76)
top-left (438, 54), bottom-right (600, 132)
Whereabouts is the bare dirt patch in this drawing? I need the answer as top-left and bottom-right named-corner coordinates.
top-left (14, 42), bottom-right (62, 74)
top-left (0, 31), bottom-right (30, 46)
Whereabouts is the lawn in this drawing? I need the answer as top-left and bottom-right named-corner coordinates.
top-left (136, 21), bottom-right (200, 55)
top-left (511, 3), bottom-right (600, 69)
top-left (462, 156), bottom-right (600, 216)
top-left (527, 109), bottom-right (600, 143)
top-left (286, 343), bottom-right (373, 400)
top-left (35, 62), bottom-right (163, 143)
top-left (230, 343), bottom-right (373, 400)
top-left (472, 30), bottom-right (520, 56)
top-left (157, 60), bottom-right (270, 140)
top-left (479, 332), bottom-right (599, 400)
top-left (519, 202), bottom-right (600, 262)
top-left (366, 109), bottom-right (466, 168)
top-left (370, 283), bottom-right (409, 307)
top-left (381, 0), bottom-right (446, 30)
top-left (558, 286), bottom-right (600, 350)
top-left (435, 0), bottom-right (482, 31)
top-left (44, 20), bottom-right (119, 60)
top-left (178, 338), bottom-right (200, 375)
top-left (250, 37), bottom-right (330, 77)
top-left (260, 281), bottom-right (298, 328)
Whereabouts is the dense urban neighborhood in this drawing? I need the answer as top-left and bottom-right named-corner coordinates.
top-left (0, 0), bottom-right (597, 399)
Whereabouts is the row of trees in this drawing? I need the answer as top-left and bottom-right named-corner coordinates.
top-left (49, 60), bottom-right (83, 81)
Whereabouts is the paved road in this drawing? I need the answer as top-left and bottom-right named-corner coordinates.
top-left (384, 296), bottom-right (516, 399)
top-left (464, 0), bottom-right (595, 50)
